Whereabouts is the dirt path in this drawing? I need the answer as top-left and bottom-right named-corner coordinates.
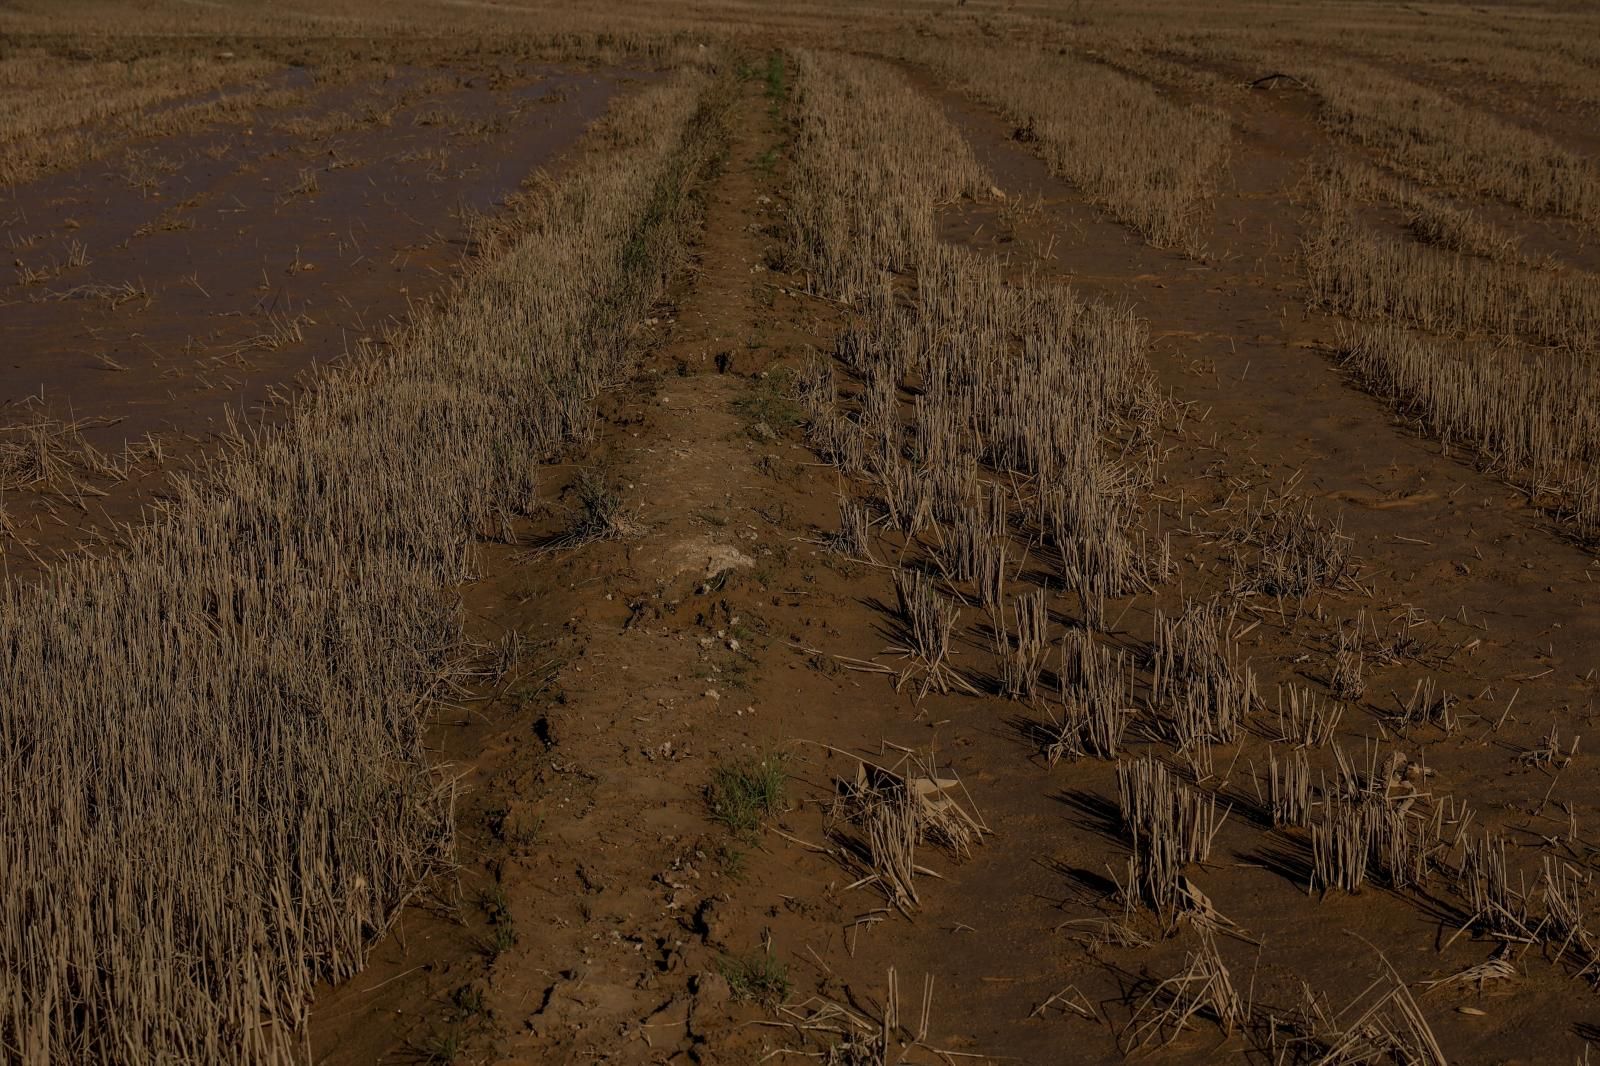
top-left (315, 59), bottom-right (1119, 1066)
top-left (470, 73), bottom-right (809, 1066)
top-left (311, 67), bottom-right (856, 1066)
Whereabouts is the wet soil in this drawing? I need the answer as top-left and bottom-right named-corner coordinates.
top-left (0, 62), bottom-right (642, 572)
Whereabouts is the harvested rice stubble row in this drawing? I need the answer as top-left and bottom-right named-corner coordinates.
top-left (0, 66), bottom-right (727, 1065)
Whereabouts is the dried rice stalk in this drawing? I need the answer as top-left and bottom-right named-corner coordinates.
top-left (829, 746), bottom-right (987, 914)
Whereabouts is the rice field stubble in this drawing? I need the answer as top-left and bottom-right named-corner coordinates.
top-left (0, 65), bottom-right (723, 1064)
top-left (5, 4), bottom-right (1600, 1065)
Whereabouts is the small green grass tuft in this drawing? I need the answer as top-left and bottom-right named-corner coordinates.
top-left (422, 1024), bottom-right (466, 1064)
top-left (764, 53), bottom-right (787, 103)
top-left (718, 949), bottom-right (791, 1006)
top-left (707, 753), bottom-right (786, 834)
top-left (715, 841), bottom-right (747, 881)
top-left (477, 884), bottom-right (516, 960)
top-left (733, 367), bottom-right (802, 439)
top-left (559, 466), bottom-right (637, 545)
top-left (484, 923), bottom-right (515, 960)
top-left (450, 983), bottom-right (486, 1018)
top-left (478, 883), bottom-right (510, 924)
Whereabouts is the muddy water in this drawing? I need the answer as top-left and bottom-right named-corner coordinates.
top-left (0, 64), bottom-right (644, 568)
top-left (2, 66), bottom-right (630, 443)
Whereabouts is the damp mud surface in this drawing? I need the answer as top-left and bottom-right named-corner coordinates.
top-left (1, 61), bottom-right (641, 569)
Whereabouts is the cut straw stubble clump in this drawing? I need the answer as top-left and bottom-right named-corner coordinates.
top-left (1437, 840), bottom-right (1600, 985)
top-left (1539, 858), bottom-right (1599, 981)
top-left (784, 49), bottom-right (1166, 725)
top-left (1309, 747), bottom-right (1446, 896)
top-left (1275, 684), bottom-right (1344, 748)
top-left (828, 750), bottom-right (987, 916)
top-left (1267, 746), bottom-right (1313, 828)
top-left (932, 490), bottom-right (1006, 588)
top-left (1336, 320), bottom-right (1600, 542)
top-left (1046, 628), bottom-right (1135, 764)
top-left (784, 49), bottom-right (989, 304)
top-left (1330, 622), bottom-right (1367, 702)
top-left (776, 968), bottom-right (961, 1064)
top-left (1457, 832), bottom-right (1535, 944)
top-left (805, 406), bottom-right (866, 475)
top-left (1301, 184), bottom-right (1600, 543)
top-left (995, 587), bottom-right (1049, 702)
top-left (1149, 598), bottom-right (1257, 756)
top-left (1315, 155), bottom-right (1527, 265)
top-left (1311, 794), bottom-right (1374, 894)
top-left (943, 511), bottom-right (1008, 610)
top-left (1220, 485), bottom-right (1353, 600)
top-left (1303, 190), bottom-right (1600, 350)
top-left (903, 38), bottom-right (1231, 254)
top-left (1042, 471), bottom-right (1153, 630)
top-left (1281, 955), bottom-right (1448, 1066)
top-left (829, 495), bottom-right (876, 562)
top-left (0, 70), bottom-right (722, 1065)
top-left (795, 353), bottom-right (836, 421)
top-left (1116, 755), bottom-right (1226, 916)
top-left (888, 569), bottom-right (975, 698)
top-left (1394, 676), bottom-right (1458, 735)
top-left (1124, 928), bottom-right (1247, 1050)
top-left (1305, 56), bottom-right (1600, 229)
top-left (0, 407), bottom-right (131, 494)
top-left (924, 452), bottom-right (983, 526)
top-left (877, 456), bottom-right (934, 538)
top-left (0, 52), bottom-right (281, 187)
